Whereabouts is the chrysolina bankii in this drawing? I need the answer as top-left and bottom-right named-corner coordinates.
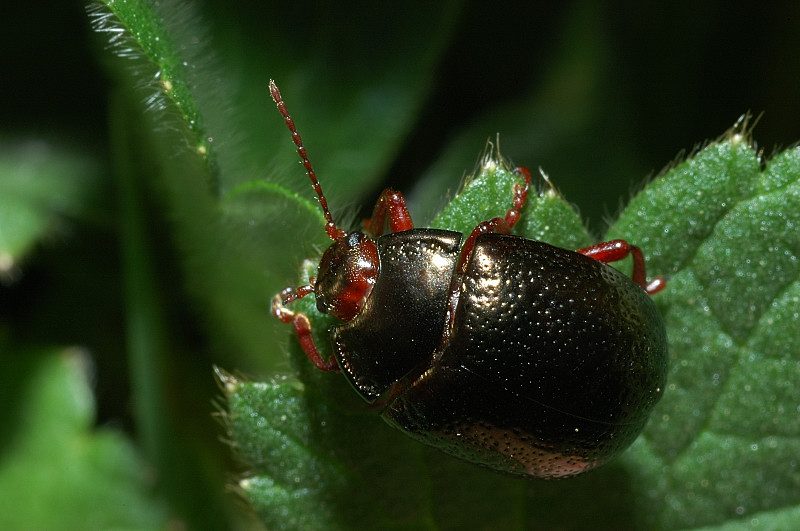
top-left (269, 80), bottom-right (667, 479)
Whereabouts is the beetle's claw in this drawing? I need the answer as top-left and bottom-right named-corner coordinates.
top-left (272, 292), bottom-right (295, 322)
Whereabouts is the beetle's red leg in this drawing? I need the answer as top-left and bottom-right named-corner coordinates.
top-left (272, 284), bottom-right (339, 372)
top-left (441, 167), bottom-right (534, 329)
top-left (577, 240), bottom-right (666, 295)
top-left (363, 188), bottom-right (414, 237)
top-left (505, 166), bottom-right (531, 229)
top-left (456, 218), bottom-right (511, 275)
top-left (434, 216), bottom-right (513, 346)
top-left (452, 166), bottom-right (531, 275)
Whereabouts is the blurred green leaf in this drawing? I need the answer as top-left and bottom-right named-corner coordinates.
top-left (89, 0), bottom-right (212, 165)
top-left (0, 141), bottom-right (97, 279)
top-left (0, 345), bottom-right (167, 529)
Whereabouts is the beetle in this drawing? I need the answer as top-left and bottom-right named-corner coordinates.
top-left (269, 80), bottom-right (667, 479)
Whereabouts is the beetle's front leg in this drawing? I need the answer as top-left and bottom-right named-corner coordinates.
top-left (577, 240), bottom-right (666, 295)
top-left (363, 188), bottom-right (414, 236)
top-left (272, 284), bottom-right (340, 372)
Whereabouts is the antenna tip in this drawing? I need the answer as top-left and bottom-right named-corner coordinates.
top-left (269, 79), bottom-right (280, 103)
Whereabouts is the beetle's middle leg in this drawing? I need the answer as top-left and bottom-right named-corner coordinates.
top-left (452, 165), bottom-right (532, 278)
top-left (438, 166), bottom-right (534, 339)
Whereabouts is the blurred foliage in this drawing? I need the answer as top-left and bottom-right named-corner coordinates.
top-left (1, 0), bottom-right (799, 529)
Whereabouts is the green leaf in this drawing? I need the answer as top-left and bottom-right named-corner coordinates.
top-left (608, 129), bottom-right (800, 529)
top-left (89, 0), bottom-right (213, 166)
top-left (0, 344), bottom-right (167, 529)
top-left (430, 149), bottom-right (592, 249)
top-left (0, 141), bottom-right (97, 279)
top-left (225, 130), bottom-right (800, 529)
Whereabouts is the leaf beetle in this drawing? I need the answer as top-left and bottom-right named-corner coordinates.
top-left (269, 80), bottom-right (667, 479)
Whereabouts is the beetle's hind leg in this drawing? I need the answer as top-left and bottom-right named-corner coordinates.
top-left (576, 240), bottom-right (666, 295)
top-left (272, 284), bottom-right (340, 372)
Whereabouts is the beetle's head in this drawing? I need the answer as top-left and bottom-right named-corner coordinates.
top-left (270, 81), bottom-right (378, 320)
top-left (314, 231), bottom-right (379, 321)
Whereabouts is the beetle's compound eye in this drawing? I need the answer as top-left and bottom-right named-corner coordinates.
top-left (315, 231), bottom-right (379, 321)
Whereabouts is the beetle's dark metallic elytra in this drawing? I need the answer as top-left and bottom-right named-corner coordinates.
top-left (337, 231), bottom-right (665, 477)
top-left (382, 234), bottom-right (666, 477)
top-left (268, 80), bottom-right (668, 479)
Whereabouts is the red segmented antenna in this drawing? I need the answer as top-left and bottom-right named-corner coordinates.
top-left (270, 80), bottom-right (345, 241)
